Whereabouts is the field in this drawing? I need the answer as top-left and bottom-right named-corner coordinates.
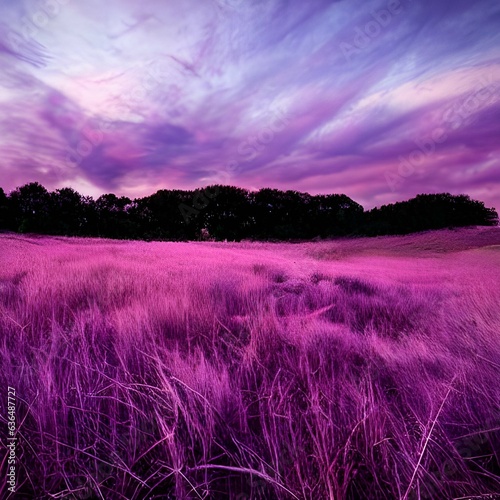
top-left (1, 227), bottom-right (500, 499)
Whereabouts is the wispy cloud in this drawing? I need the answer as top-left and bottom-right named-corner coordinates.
top-left (0, 0), bottom-right (499, 209)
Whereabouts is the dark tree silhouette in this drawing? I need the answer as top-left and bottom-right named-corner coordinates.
top-left (95, 193), bottom-right (133, 238)
top-left (363, 193), bottom-right (498, 235)
top-left (50, 187), bottom-right (88, 236)
top-left (200, 185), bottom-right (250, 241)
top-left (0, 183), bottom-right (497, 241)
top-left (251, 189), bottom-right (311, 239)
top-left (311, 194), bottom-right (364, 237)
top-left (134, 189), bottom-right (199, 241)
top-left (8, 182), bottom-right (52, 233)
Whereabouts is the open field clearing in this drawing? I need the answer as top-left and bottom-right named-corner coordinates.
top-left (1, 227), bottom-right (500, 499)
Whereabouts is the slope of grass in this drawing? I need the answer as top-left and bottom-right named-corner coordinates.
top-left (0, 229), bottom-right (499, 499)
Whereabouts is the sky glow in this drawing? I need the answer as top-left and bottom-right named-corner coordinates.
top-left (0, 0), bottom-right (499, 209)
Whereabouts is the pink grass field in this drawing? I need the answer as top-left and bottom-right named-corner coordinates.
top-left (1, 227), bottom-right (500, 499)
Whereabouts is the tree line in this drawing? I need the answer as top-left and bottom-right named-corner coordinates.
top-left (0, 182), bottom-right (497, 241)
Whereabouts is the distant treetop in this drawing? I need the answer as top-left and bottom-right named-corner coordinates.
top-left (0, 183), bottom-right (497, 241)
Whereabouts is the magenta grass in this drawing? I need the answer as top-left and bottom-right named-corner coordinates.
top-left (1, 228), bottom-right (500, 498)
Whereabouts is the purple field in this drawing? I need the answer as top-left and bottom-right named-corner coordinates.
top-left (1, 227), bottom-right (500, 499)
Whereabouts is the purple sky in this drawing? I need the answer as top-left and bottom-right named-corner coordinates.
top-left (0, 0), bottom-right (499, 209)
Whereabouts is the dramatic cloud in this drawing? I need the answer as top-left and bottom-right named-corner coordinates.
top-left (0, 0), bottom-right (499, 209)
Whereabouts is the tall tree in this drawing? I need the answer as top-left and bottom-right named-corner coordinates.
top-left (9, 182), bottom-right (51, 233)
top-left (95, 193), bottom-right (133, 238)
top-left (134, 189), bottom-right (198, 240)
top-left (50, 187), bottom-right (87, 235)
top-left (311, 194), bottom-right (364, 237)
top-left (200, 185), bottom-right (251, 241)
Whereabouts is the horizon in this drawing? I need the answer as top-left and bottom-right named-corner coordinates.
top-left (1, 180), bottom-right (499, 216)
top-left (2, 2), bottom-right (500, 493)
top-left (1, 1), bottom-right (499, 211)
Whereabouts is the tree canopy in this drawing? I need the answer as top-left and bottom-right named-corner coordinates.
top-left (0, 183), bottom-right (497, 241)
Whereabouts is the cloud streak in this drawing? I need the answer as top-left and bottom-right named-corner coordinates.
top-left (0, 0), bottom-right (499, 209)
